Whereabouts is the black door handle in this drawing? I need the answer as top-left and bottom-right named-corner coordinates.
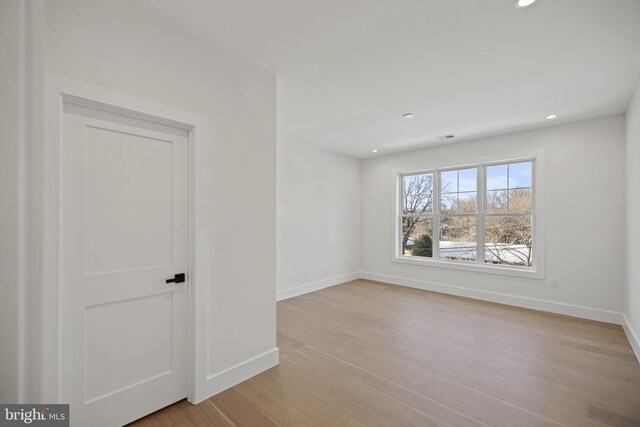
top-left (166, 273), bottom-right (186, 284)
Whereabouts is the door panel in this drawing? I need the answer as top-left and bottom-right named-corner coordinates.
top-left (84, 126), bottom-right (174, 274)
top-left (61, 102), bottom-right (189, 427)
top-left (85, 292), bottom-right (174, 403)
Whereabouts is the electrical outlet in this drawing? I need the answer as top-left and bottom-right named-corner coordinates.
top-left (551, 278), bottom-right (559, 288)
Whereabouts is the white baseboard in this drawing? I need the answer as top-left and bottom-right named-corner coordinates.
top-left (622, 314), bottom-right (640, 363)
top-left (277, 272), bottom-right (361, 301)
top-left (361, 272), bottom-right (623, 325)
top-left (200, 348), bottom-right (279, 403)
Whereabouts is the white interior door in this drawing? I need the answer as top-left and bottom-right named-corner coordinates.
top-left (60, 101), bottom-right (189, 427)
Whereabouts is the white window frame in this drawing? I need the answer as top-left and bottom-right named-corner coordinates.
top-left (393, 151), bottom-right (545, 279)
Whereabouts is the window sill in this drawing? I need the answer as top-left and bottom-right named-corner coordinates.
top-left (392, 255), bottom-right (544, 279)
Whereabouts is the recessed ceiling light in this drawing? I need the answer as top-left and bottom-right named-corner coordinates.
top-left (515, 0), bottom-right (536, 8)
top-left (372, 149), bottom-right (379, 153)
top-left (403, 113), bottom-right (414, 119)
top-left (546, 114), bottom-right (558, 119)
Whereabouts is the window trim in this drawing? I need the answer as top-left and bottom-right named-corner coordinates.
top-left (393, 150), bottom-right (545, 279)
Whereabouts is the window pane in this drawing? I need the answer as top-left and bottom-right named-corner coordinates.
top-left (441, 194), bottom-right (458, 214)
top-left (403, 174), bottom-right (434, 214)
top-left (440, 171), bottom-right (457, 194)
top-left (441, 168), bottom-right (477, 214)
top-left (401, 216), bottom-right (433, 257)
top-left (458, 192), bottom-right (477, 214)
top-left (458, 168), bottom-right (477, 192)
top-left (485, 216), bottom-right (532, 267)
top-left (486, 164), bottom-right (508, 190)
top-left (439, 216), bottom-right (476, 262)
top-left (508, 161), bottom-right (532, 189)
top-left (486, 190), bottom-right (509, 214)
top-left (509, 188), bottom-right (532, 214)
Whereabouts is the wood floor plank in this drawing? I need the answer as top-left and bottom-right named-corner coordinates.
top-left (232, 378), bottom-right (322, 427)
top-left (277, 296), bottom-right (635, 425)
top-left (278, 351), bottom-right (450, 427)
top-left (330, 281), bottom-right (631, 351)
top-left (281, 287), bottom-right (640, 389)
top-left (127, 399), bottom-right (236, 427)
top-left (296, 343), bottom-right (563, 427)
top-left (209, 388), bottom-right (279, 427)
top-left (254, 362), bottom-right (375, 427)
top-left (130, 279), bottom-right (640, 427)
top-left (276, 331), bottom-right (306, 354)
top-left (316, 285), bottom-right (638, 368)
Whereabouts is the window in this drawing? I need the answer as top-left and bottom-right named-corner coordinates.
top-left (401, 173), bottom-right (434, 257)
top-left (485, 162), bottom-right (533, 267)
top-left (440, 168), bottom-right (477, 263)
top-left (398, 159), bottom-right (536, 273)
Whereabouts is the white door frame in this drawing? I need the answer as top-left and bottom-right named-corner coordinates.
top-left (41, 75), bottom-right (210, 405)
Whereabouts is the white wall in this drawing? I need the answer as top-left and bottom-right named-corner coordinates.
top-left (277, 138), bottom-right (361, 299)
top-left (626, 82), bottom-right (640, 356)
top-left (44, 0), bottom-right (276, 399)
top-left (361, 115), bottom-right (626, 321)
top-left (0, 0), bottom-right (23, 404)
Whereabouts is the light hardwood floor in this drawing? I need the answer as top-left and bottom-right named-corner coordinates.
top-left (130, 279), bottom-right (640, 427)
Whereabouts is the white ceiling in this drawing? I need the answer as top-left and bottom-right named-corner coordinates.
top-left (133, 0), bottom-right (640, 158)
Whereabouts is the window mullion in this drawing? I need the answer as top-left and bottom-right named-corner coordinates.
top-left (476, 165), bottom-right (485, 265)
top-left (531, 159), bottom-right (536, 269)
top-left (398, 175), bottom-right (404, 257)
top-left (433, 171), bottom-right (440, 260)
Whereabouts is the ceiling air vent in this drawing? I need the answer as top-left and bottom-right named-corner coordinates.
top-left (435, 134), bottom-right (455, 141)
